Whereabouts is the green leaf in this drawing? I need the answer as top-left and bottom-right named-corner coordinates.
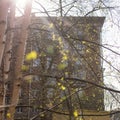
top-left (47, 45), bottom-right (54, 54)
top-left (57, 63), bottom-right (67, 70)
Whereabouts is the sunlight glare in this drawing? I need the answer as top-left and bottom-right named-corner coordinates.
top-left (14, 0), bottom-right (30, 8)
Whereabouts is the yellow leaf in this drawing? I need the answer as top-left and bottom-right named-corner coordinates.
top-left (60, 77), bottom-right (64, 81)
top-left (62, 54), bottom-right (68, 61)
top-left (7, 113), bottom-right (11, 118)
top-left (58, 63), bottom-right (67, 70)
top-left (26, 51), bottom-right (37, 61)
top-left (92, 93), bottom-right (95, 97)
top-left (41, 25), bottom-right (46, 29)
top-left (73, 110), bottom-right (78, 117)
top-left (52, 33), bottom-right (56, 41)
top-left (21, 65), bottom-right (29, 71)
top-left (73, 57), bottom-right (78, 61)
top-left (60, 99), bottom-right (63, 102)
top-left (41, 114), bottom-right (44, 117)
top-left (65, 72), bottom-right (68, 76)
top-left (24, 75), bottom-right (33, 83)
top-left (58, 37), bottom-right (62, 41)
top-left (59, 21), bottom-right (62, 25)
top-left (40, 52), bottom-right (46, 57)
top-left (57, 82), bottom-right (61, 86)
top-left (93, 29), bottom-right (97, 33)
top-left (60, 96), bottom-right (66, 102)
top-left (58, 37), bottom-right (63, 47)
top-left (47, 103), bottom-right (53, 108)
top-left (49, 23), bottom-right (54, 28)
top-left (86, 49), bottom-right (90, 53)
top-left (82, 41), bottom-right (86, 44)
top-left (96, 61), bottom-right (99, 64)
top-left (67, 35), bottom-right (70, 38)
top-left (61, 85), bottom-right (66, 90)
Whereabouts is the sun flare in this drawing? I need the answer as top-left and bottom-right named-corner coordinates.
top-left (14, 0), bottom-right (30, 8)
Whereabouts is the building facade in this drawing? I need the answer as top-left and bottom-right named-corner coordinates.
top-left (6, 16), bottom-right (105, 120)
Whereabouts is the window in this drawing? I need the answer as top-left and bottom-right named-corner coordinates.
top-left (32, 107), bottom-right (39, 113)
top-left (5, 96), bottom-right (10, 104)
top-left (16, 107), bottom-right (23, 113)
top-left (6, 83), bottom-right (10, 90)
top-left (33, 76), bottom-right (40, 81)
top-left (46, 57), bottom-right (52, 69)
top-left (31, 89), bottom-right (38, 98)
top-left (19, 88), bottom-right (22, 97)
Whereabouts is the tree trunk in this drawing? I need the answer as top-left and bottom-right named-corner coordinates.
top-left (2, 2), bottom-right (16, 120)
top-left (3, 0), bottom-right (15, 81)
top-left (0, 0), bottom-right (11, 119)
top-left (7, 0), bottom-right (33, 119)
top-left (0, 0), bottom-right (11, 67)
